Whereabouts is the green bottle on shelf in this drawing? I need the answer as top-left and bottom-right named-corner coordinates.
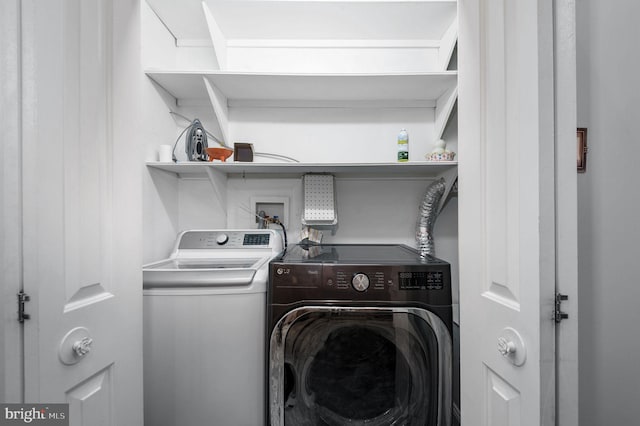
top-left (397, 129), bottom-right (409, 162)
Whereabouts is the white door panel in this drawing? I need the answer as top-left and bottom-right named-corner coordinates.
top-left (486, 369), bottom-right (521, 426)
top-left (67, 368), bottom-right (113, 426)
top-left (459, 0), bottom-right (560, 424)
top-left (21, 0), bottom-right (142, 424)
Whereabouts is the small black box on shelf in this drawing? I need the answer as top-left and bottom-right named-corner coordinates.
top-left (234, 143), bottom-right (254, 162)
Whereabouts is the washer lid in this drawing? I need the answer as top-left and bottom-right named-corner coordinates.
top-left (143, 257), bottom-right (266, 288)
top-left (142, 229), bottom-right (284, 288)
top-left (145, 258), bottom-right (262, 270)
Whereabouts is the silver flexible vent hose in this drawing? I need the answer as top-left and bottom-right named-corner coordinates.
top-left (416, 178), bottom-right (446, 258)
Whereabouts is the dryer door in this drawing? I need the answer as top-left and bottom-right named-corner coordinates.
top-left (269, 306), bottom-right (452, 426)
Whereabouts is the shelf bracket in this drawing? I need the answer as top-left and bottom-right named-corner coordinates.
top-left (203, 76), bottom-right (230, 146)
top-left (201, 1), bottom-right (227, 70)
top-left (435, 85), bottom-right (458, 142)
top-left (436, 167), bottom-right (458, 214)
top-left (205, 166), bottom-right (228, 209)
top-left (438, 18), bottom-right (458, 71)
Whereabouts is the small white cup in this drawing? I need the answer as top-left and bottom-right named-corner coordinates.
top-left (158, 145), bottom-right (172, 162)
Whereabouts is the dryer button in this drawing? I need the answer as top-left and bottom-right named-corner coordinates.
top-left (216, 234), bottom-right (229, 245)
top-left (351, 273), bottom-right (370, 292)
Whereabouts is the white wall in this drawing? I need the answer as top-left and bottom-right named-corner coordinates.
top-left (577, 1), bottom-right (640, 424)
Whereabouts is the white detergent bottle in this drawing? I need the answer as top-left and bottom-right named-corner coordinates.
top-left (397, 129), bottom-right (409, 162)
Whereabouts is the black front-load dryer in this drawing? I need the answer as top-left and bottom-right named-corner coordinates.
top-left (267, 244), bottom-right (453, 426)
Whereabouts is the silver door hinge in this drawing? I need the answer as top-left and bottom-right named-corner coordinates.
top-left (554, 293), bottom-right (569, 323)
top-left (18, 291), bottom-right (31, 323)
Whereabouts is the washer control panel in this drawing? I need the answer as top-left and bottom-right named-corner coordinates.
top-left (177, 230), bottom-right (275, 250)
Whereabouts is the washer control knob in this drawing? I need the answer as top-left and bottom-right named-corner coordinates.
top-left (216, 233), bottom-right (229, 245)
top-left (352, 273), bottom-right (370, 292)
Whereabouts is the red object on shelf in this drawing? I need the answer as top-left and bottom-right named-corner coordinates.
top-left (206, 147), bottom-right (234, 162)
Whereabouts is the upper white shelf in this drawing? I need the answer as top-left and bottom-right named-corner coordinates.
top-left (146, 0), bottom-right (457, 44)
top-left (147, 161), bottom-right (457, 179)
top-left (146, 70), bottom-right (458, 106)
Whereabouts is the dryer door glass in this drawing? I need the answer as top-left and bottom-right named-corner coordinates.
top-left (269, 307), bottom-right (452, 426)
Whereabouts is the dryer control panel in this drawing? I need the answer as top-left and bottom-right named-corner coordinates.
top-left (270, 263), bottom-right (451, 307)
top-left (269, 243), bottom-right (451, 306)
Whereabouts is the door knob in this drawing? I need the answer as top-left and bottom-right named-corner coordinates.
top-left (497, 337), bottom-right (516, 356)
top-left (59, 327), bottom-right (93, 365)
top-left (72, 337), bottom-right (93, 357)
top-left (497, 327), bottom-right (526, 366)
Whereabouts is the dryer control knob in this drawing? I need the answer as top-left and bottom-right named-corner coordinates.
top-left (352, 273), bottom-right (370, 292)
top-left (216, 234), bottom-right (229, 245)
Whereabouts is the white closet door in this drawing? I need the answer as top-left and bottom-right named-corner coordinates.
top-left (458, 0), bottom-right (577, 425)
top-left (21, 0), bottom-right (143, 424)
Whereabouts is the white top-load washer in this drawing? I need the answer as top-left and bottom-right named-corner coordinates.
top-left (143, 229), bottom-right (283, 426)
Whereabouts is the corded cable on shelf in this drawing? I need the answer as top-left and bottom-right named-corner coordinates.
top-left (169, 111), bottom-right (228, 148)
top-left (169, 111), bottom-right (300, 163)
top-left (254, 152), bottom-right (300, 163)
top-left (170, 125), bottom-right (190, 163)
